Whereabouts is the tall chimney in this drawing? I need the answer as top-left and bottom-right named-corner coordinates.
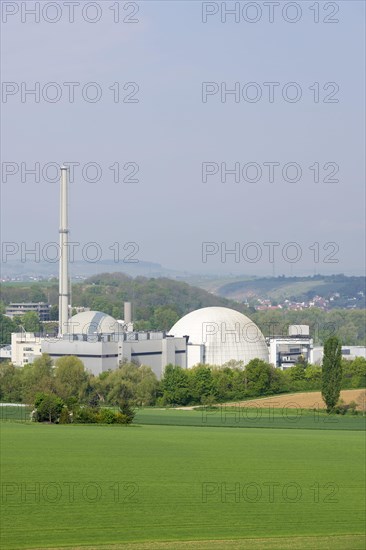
top-left (124, 302), bottom-right (132, 324)
top-left (58, 166), bottom-right (69, 336)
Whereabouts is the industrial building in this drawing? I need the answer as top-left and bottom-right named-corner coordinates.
top-left (11, 332), bottom-right (43, 367)
top-left (10, 304), bottom-right (269, 378)
top-left (40, 305), bottom-right (269, 376)
top-left (268, 325), bottom-right (314, 369)
top-left (41, 310), bottom-right (187, 379)
top-left (6, 302), bottom-right (51, 321)
top-left (313, 345), bottom-right (366, 365)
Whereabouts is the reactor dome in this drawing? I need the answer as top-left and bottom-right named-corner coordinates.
top-left (68, 311), bottom-right (120, 335)
top-left (169, 307), bottom-right (269, 366)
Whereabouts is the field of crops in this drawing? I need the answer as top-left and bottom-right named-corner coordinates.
top-left (1, 406), bottom-right (365, 550)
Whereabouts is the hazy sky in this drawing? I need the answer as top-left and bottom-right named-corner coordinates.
top-left (1, 1), bottom-right (365, 277)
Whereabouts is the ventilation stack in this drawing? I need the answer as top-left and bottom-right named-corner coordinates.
top-left (124, 302), bottom-right (132, 324)
top-left (58, 166), bottom-right (69, 337)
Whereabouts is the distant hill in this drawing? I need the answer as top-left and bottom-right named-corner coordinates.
top-left (184, 274), bottom-right (366, 309)
top-left (0, 259), bottom-right (184, 279)
top-left (1, 273), bottom-right (365, 345)
top-left (0, 273), bottom-right (247, 332)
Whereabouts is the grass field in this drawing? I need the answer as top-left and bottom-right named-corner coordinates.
top-left (1, 407), bottom-right (365, 550)
top-left (133, 406), bottom-right (366, 431)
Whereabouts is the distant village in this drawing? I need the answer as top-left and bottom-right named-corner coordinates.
top-left (253, 291), bottom-right (365, 311)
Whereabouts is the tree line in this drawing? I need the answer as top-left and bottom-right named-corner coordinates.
top-left (0, 352), bottom-right (364, 418)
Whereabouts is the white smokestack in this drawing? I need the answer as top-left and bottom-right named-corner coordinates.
top-left (124, 302), bottom-right (132, 324)
top-left (58, 166), bottom-right (69, 336)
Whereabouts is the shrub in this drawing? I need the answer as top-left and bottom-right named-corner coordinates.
top-left (59, 407), bottom-right (72, 424)
top-left (74, 406), bottom-right (98, 424)
top-left (334, 400), bottom-right (348, 415)
top-left (115, 412), bottom-right (129, 424)
top-left (334, 399), bottom-right (358, 415)
top-left (97, 408), bottom-right (117, 424)
top-left (348, 400), bottom-right (358, 415)
top-left (118, 402), bottom-right (135, 424)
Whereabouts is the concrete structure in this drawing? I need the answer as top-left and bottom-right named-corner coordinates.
top-left (169, 306), bottom-right (269, 368)
top-left (5, 302), bottom-right (51, 322)
top-left (11, 332), bottom-right (42, 367)
top-left (41, 310), bottom-right (186, 378)
top-left (68, 311), bottom-right (121, 335)
top-left (313, 345), bottom-right (366, 365)
top-left (124, 302), bottom-right (132, 324)
top-left (0, 345), bottom-right (12, 361)
top-left (117, 302), bottom-right (134, 332)
top-left (268, 325), bottom-right (313, 369)
top-left (58, 166), bottom-right (70, 336)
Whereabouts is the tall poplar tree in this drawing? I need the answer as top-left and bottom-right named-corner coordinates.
top-left (322, 336), bottom-right (342, 412)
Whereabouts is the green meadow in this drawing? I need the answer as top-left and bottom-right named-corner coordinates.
top-left (0, 409), bottom-right (365, 549)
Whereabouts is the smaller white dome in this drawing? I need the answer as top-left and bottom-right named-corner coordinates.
top-left (68, 311), bottom-right (120, 335)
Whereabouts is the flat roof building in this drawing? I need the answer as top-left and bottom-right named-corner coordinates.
top-left (41, 310), bottom-right (187, 379)
top-left (11, 332), bottom-right (43, 367)
top-left (6, 303), bottom-right (51, 322)
top-left (268, 325), bottom-right (313, 369)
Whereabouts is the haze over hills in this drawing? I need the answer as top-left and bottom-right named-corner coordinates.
top-left (0, 259), bottom-right (185, 280)
top-left (181, 274), bottom-right (366, 310)
top-left (1, 273), bottom-right (365, 346)
top-left (2, 265), bottom-right (365, 310)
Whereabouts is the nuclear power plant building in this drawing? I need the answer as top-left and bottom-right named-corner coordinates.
top-left (9, 166), bottom-right (284, 378)
top-left (41, 310), bottom-right (188, 379)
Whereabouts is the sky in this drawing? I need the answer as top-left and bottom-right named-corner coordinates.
top-left (1, 0), bottom-right (365, 277)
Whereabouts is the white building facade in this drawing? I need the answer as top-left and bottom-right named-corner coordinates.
top-left (41, 330), bottom-right (187, 379)
top-left (313, 346), bottom-right (366, 365)
top-left (268, 325), bottom-right (314, 369)
top-left (25, 310), bottom-right (185, 379)
top-left (11, 332), bottom-right (43, 367)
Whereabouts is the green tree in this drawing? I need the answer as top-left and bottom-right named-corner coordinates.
top-left (34, 392), bottom-right (64, 423)
top-left (188, 365), bottom-right (214, 404)
top-left (287, 364), bottom-right (306, 382)
top-left (103, 363), bottom-right (142, 423)
top-left (54, 356), bottom-right (88, 401)
top-left (0, 314), bottom-right (18, 346)
top-left (304, 365), bottom-right (322, 387)
top-left (0, 362), bottom-right (23, 402)
top-left (212, 366), bottom-right (238, 402)
top-left (135, 365), bottom-right (159, 406)
top-left (22, 311), bottom-right (42, 332)
top-left (49, 305), bottom-right (59, 321)
top-left (322, 337), bottom-right (342, 412)
top-left (161, 364), bottom-right (190, 405)
top-left (133, 320), bottom-right (152, 331)
top-left (22, 354), bottom-right (54, 403)
top-left (243, 359), bottom-right (273, 396)
top-left (152, 306), bottom-right (179, 331)
top-left (342, 357), bottom-right (366, 389)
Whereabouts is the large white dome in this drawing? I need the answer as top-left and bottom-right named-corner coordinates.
top-left (169, 307), bottom-right (269, 366)
top-left (68, 311), bottom-right (120, 335)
